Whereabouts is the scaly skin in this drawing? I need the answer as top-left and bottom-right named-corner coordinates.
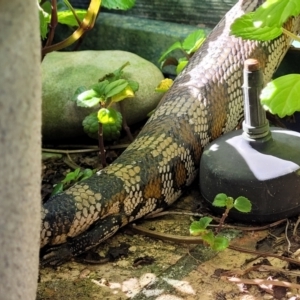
top-left (40, 0), bottom-right (300, 265)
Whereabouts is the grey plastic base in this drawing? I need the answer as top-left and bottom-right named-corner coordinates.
top-left (200, 127), bottom-right (300, 223)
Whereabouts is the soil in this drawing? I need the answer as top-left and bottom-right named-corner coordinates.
top-left (39, 143), bottom-right (300, 300)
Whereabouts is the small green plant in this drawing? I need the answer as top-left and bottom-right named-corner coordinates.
top-left (73, 62), bottom-right (139, 166)
top-left (230, 0), bottom-right (300, 118)
top-left (51, 167), bottom-right (95, 195)
top-left (189, 193), bottom-right (252, 251)
top-left (158, 29), bottom-right (206, 75)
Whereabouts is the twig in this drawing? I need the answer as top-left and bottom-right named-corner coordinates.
top-left (63, 155), bottom-right (81, 170)
top-left (146, 211), bottom-right (286, 231)
top-left (293, 215), bottom-right (300, 236)
top-left (42, 143), bottom-right (130, 154)
top-left (130, 224), bottom-right (300, 266)
top-left (216, 207), bottom-right (230, 234)
top-left (145, 211), bottom-right (204, 219)
top-left (43, 148), bottom-right (99, 154)
top-left (42, 0), bottom-right (101, 55)
top-left (43, 0), bottom-right (58, 51)
top-left (222, 264), bottom-right (300, 277)
top-left (285, 219), bottom-right (292, 253)
top-left (120, 102), bottom-right (134, 142)
top-left (98, 123), bottom-right (106, 167)
top-left (222, 276), bottom-right (300, 290)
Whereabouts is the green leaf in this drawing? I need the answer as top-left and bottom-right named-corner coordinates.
top-left (61, 171), bottom-right (77, 184)
top-left (127, 80), bottom-right (139, 92)
top-left (230, 13), bottom-right (282, 41)
top-left (176, 60), bottom-right (188, 74)
top-left (57, 9), bottom-right (87, 26)
top-left (51, 183), bottom-right (64, 195)
top-left (39, 2), bottom-right (51, 39)
top-left (98, 107), bottom-right (119, 124)
top-left (234, 196), bottom-right (252, 213)
top-left (73, 86), bottom-right (87, 101)
top-left (91, 80), bottom-right (109, 96)
top-left (182, 29), bottom-right (206, 54)
top-left (111, 61), bottom-right (130, 80)
top-left (102, 0), bottom-right (135, 10)
top-left (260, 74), bottom-right (300, 117)
top-left (189, 216), bottom-right (212, 236)
top-left (158, 41), bottom-right (182, 63)
top-left (104, 79), bottom-right (128, 98)
top-left (253, 0), bottom-right (300, 28)
top-left (212, 236), bottom-right (229, 251)
top-left (202, 231), bottom-right (215, 247)
top-left (225, 197), bottom-right (234, 210)
top-left (76, 89), bottom-right (101, 107)
top-left (73, 168), bottom-right (82, 180)
top-left (111, 85), bottom-right (135, 102)
top-left (99, 62), bottom-right (130, 82)
top-left (198, 216), bottom-right (213, 229)
top-left (212, 193), bottom-right (228, 207)
top-left (80, 169), bottom-right (94, 181)
top-left (82, 112), bottom-right (99, 139)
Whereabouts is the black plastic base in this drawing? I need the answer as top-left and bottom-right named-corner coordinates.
top-left (200, 127), bottom-right (300, 223)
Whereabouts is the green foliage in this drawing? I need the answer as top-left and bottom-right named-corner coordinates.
top-left (101, 110), bottom-right (122, 141)
top-left (83, 110), bottom-right (122, 140)
top-left (39, 2), bottom-right (51, 39)
top-left (39, 0), bottom-right (136, 56)
top-left (212, 193), bottom-right (234, 209)
top-left (260, 74), bottom-right (300, 117)
top-left (159, 29), bottom-right (206, 75)
top-left (230, 0), bottom-right (300, 118)
top-left (39, 0), bottom-right (87, 39)
top-left (233, 196), bottom-right (252, 213)
top-left (230, 12), bottom-right (281, 41)
top-left (189, 216), bottom-right (229, 251)
top-left (189, 193), bottom-right (251, 251)
top-left (73, 62), bottom-right (138, 141)
top-left (102, 0), bottom-right (135, 10)
top-left (39, 0), bottom-right (135, 39)
top-left (82, 112), bottom-right (99, 139)
top-left (230, 0), bottom-right (300, 41)
top-left (57, 9), bottom-right (87, 27)
top-left (51, 168), bottom-right (95, 195)
top-left (190, 216), bottom-right (212, 235)
top-left (212, 194), bottom-right (252, 213)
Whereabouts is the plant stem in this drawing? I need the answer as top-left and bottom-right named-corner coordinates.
top-left (42, 0), bottom-right (101, 56)
top-left (120, 102), bottom-right (134, 142)
top-left (282, 27), bottom-right (300, 43)
top-left (63, 0), bottom-right (82, 25)
top-left (42, 0), bottom-right (59, 60)
top-left (215, 207), bottom-right (230, 234)
top-left (98, 123), bottom-right (106, 167)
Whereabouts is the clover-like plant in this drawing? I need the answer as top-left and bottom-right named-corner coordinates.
top-left (189, 193), bottom-right (252, 251)
top-left (73, 62), bottom-right (139, 166)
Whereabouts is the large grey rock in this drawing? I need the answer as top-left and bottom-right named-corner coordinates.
top-left (42, 50), bottom-right (164, 141)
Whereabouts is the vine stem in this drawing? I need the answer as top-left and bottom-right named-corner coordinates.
top-left (42, 0), bottom-right (101, 56)
top-left (282, 27), bottom-right (300, 43)
top-left (98, 123), bottom-right (106, 167)
top-left (215, 207), bottom-right (230, 234)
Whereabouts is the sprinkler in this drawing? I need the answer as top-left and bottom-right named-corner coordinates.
top-left (200, 59), bottom-right (300, 223)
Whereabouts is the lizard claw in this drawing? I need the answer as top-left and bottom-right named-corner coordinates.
top-left (40, 244), bottom-right (73, 267)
